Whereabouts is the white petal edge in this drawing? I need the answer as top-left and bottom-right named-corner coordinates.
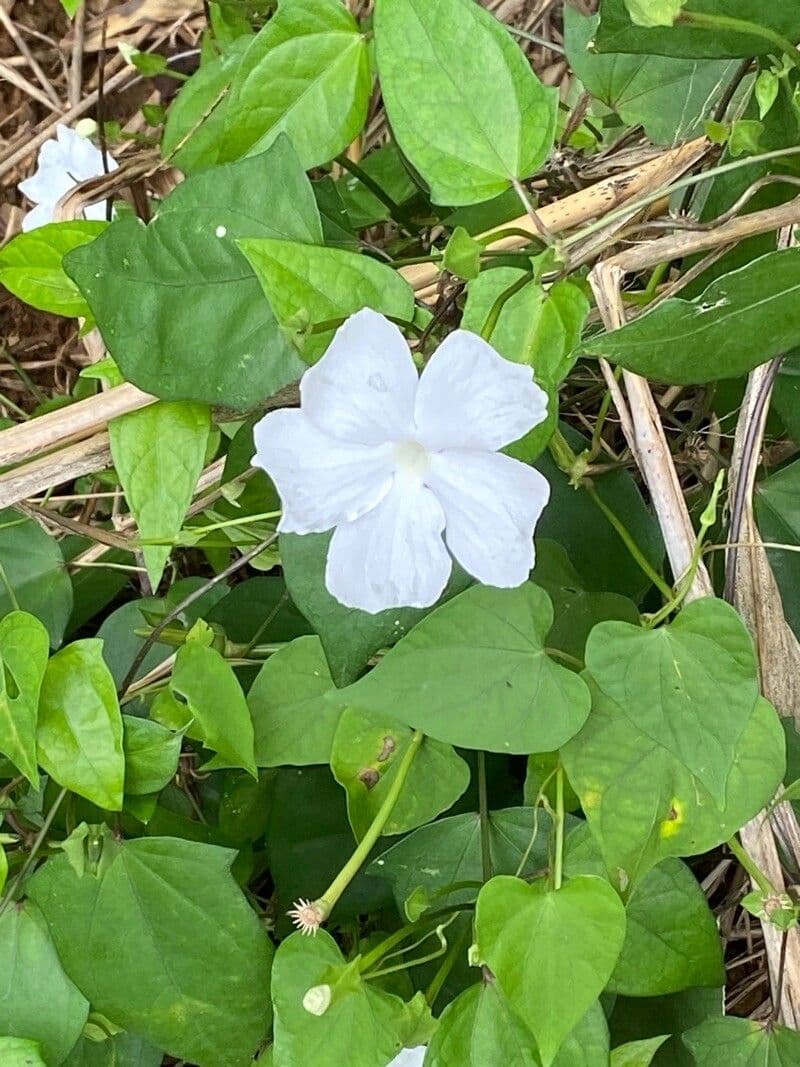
top-left (57, 123), bottom-right (117, 179)
top-left (252, 408), bottom-right (393, 535)
top-left (388, 1049), bottom-right (427, 1067)
top-left (427, 449), bottom-right (550, 588)
top-left (18, 162), bottom-right (74, 208)
top-left (414, 329), bottom-right (549, 452)
top-left (300, 308), bottom-right (419, 445)
top-left (20, 202), bottom-right (57, 232)
top-left (325, 483), bottom-right (451, 613)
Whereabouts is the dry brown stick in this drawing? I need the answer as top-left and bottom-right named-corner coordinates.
top-left (0, 5), bottom-right (61, 108)
top-left (69, 2), bottom-right (87, 110)
top-left (0, 433), bottom-right (112, 508)
top-left (0, 58), bottom-right (62, 114)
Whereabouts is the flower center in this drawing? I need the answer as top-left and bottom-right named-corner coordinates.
top-left (392, 439), bottom-right (430, 482)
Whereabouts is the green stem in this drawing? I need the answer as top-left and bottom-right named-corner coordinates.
top-left (0, 788), bottom-right (67, 918)
top-left (728, 834), bottom-right (775, 896)
top-left (334, 153), bottom-right (403, 217)
top-left (588, 368), bottom-right (621, 460)
top-left (477, 752), bottom-right (492, 883)
top-left (583, 482), bottom-right (673, 599)
top-left (553, 766), bottom-right (565, 891)
top-left (545, 647), bottom-right (584, 670)
top-left (480, 272), bottom-right (534, 341)
top-left (0, 564), bottom-right (20, 611)
top-left (678, 11), bottom-right (800, 70)
top-left (425, 921), bottom-right (471, 1006)
top-left (316, 732), bottom-right (424, 923)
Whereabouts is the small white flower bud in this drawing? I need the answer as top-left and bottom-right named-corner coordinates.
top-left (302, 983), bottom-right (332, 1016)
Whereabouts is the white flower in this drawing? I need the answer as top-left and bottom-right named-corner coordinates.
top-left (253, 308), bottom-right (550, 614)
top-left (18, 124), bottom-right (117, 231)
top-left (388, 1049), bottom-right (426, 1067)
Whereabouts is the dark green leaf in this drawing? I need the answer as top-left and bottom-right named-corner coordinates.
top-left (0, 508), bottom-right (73, 647)
top-left (122, 716), bottom-right (182, 795)
top-left (683, 1016), bottom-right (800, 1065)
top-left (425, 981), bottom-right (541, 1066)
top-left (755, 457), bottom-right (800, 639)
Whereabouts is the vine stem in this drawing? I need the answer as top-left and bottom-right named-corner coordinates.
top-left (314, 731), bottom-right (424, 925)
top-left (480, 272), bottom-right (534, 342)
top-left (553, 767), bottom-right (565, 891)
top-left (678, 11), bottom-right (800, 71)
top-left (0, 787), bottom-right (67, 918)
top-left (584, 482), bottom-right (673, 599)
top-left (477, 752), bottom-right (492, 883)
top-left (728, 833), bottom-right (776, 896)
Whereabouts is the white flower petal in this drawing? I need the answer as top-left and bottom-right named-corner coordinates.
top-left (18, 162), bottom-right (74, 208)
top-left (427, 449), bottom-right (550, 587)
top-left (252, 409), bottom-right (393, 535)
top-left (388, 1049), bottom-right (427, 1067)
top-left (56, 123), bottom-right (117, 179)
top-left (414, 330), bottom-right (549, 451)
top-left (300, 308), bottom-right (418, 445)
top-left (325, 483), bottom-right (451, 613)
top-left (84, 199), bottom-right (113, 223)
top-left (20, 201), bottom-right (57, 232)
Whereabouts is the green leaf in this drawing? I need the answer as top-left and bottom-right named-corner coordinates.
top-left (66, 139), bottom-right (321, 408)
top-left (279, 531), bottom-right (471, 686)
top-left (683, 1016), bottom-right (800, 1065)
top-left (122, 716), bottom-right (182, 795)
top-left (755, 457), bottom-right (800, 638)
top-left (0, 508), bottom-right (73, 647)
top-left (609, 987), bottom-right (722, 1067)
top-left (609, 859), bottom-right (724, 995)
top-left (475, 874), bottom-right (626, 1066)
top-left (624, 0), bottom-right (687, 27)
top-left (271, 930), bottom-right (405, 1067)
top-left (370, 806), bottom-right (562, 916)
top-left (565, 9), bottom-right (738, 145)
top-left (59, 0), bottom-right (82, 16)
top-left (531, 541), bottom-right (640, 662)
top-left (611, 1037), bottom-right (670, 1067)
top-left (374, 0), bottom-right (558, 204)
top-left (562, 679), bottom-right (785, 889)
top-left (425, 980), bottom-right (541, 1066)
top-left (442, 227), bottom-right (483, 281)
top-left (161, 37), bottom-right (252, 173)
top-left (596, 0), bottom-right (800, 59)
top-left (28, 838), bottom-right (273, 1067)
top-left (63, 1031), bottom-right (163, 1067)
top-left (237, 238), bottom-right (415, 363)
top-left (553, 1003), bottom-right (611, 1067)
top-left (110, 402), bottom-right (210, 590)
top-left (585, 597), bottom-right (760, 803)
top-left (330, 707), bottom-right (469, 840)
top-left (156, 641), bottom-right (256, 775)
top-left (342, 584), bottom-right (591, 754)
top-left (0, 611), bottom-right (49, 786)
top-left (37, 638), bottom-right (125, 810)
top-left (0, 901), bottom-right (89, 1065)
top-left (249, 636), bottom-right (344, 766)
top-left (0, 222), bottom-right (105, 317)
top-left (222, 0), bottom-right (371, 169)
top-left (0, 1038), bottom-right (47, 1066)
top-left (755, 70), bottom-right (781, 120)
top-left (585, 250), bottom-right (800, 384)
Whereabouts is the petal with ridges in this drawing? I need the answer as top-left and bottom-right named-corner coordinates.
top-left (414, 330), bottom-right (548, 451)
top-left (252, 409), bottom-right (393, 535)
top-left (325, 483), bottom-right (451, 613)
top-left (301, 308), bottom-right (418, 445)
top-left (427, 449), bottom-right (549, 587)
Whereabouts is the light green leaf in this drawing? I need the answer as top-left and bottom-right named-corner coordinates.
top-left (330, 707), bottom-right (469, 840)
top-left (28, 838), bottom-right (273, 1067)
top-left (271, 930), bottom-right (405, 1067)
top-left (624, 0), bottom-right (687, 27)
top-left (222, 0), bottom-right (371, 169)
top-left (596, 0), bottom-right (800, 59)
top-left (122, 716), bottom-right (182, 795)
top-left (370, 807), bottom-right (561, 916)
top-left (0, 902), bottom-right (89, 1065)
top-left (683, 1016), bottom-right (800, 1065)
top-left (553, 1002), bottom-right (611, 1067)
top-left (342, 584), bottom-right (591, 754)
top-left (0, 508), bottom-right (73, 647)
top-left (161, 36), bottom-right (252, 173)
top-left (37, 638), bottom-right (125, 811)
top-left (585, 250), bottom-right (800, 385)
top-left (279, 531), bottom-right (471, 687)
top-left (0, 222), bottom-right (105, 317)
top-left (156, 641), bottom-right (256, 776)
top-left (66, 138), bottom-right (321, 408)
top-left (755, 70), bottom-right (780, 120)
top-left (610, 859), bottom-right (724, 995)
top-left (585, 597), bottom-right (760, 803)
top-left (562, 679), bottom-right (785, 889)
top-left (425, 981), bottom-right (541, 1066)
top-left (565, 9), bottom-right (737, 145)
top-left (611, 1037), bottom-right (670, 1067)
top-left (442, 227), bottom-right (483, 281)
top-left (60, 0), bottom-right (82, 15)
top-left (0, 1038), bottom-right (47, 1066)
top-left (249, 636), bottom-right (345, 766)
top-left (476, 874), bottom-right (626, 1066)
top-left (110, 401), bottom-right (210, 590)
top-left (0, 611), bottom-right (49, 786)
top-left (237, 238), bottom-right (415, 363)
top-left (374, 0), bottom-right (557, 204)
